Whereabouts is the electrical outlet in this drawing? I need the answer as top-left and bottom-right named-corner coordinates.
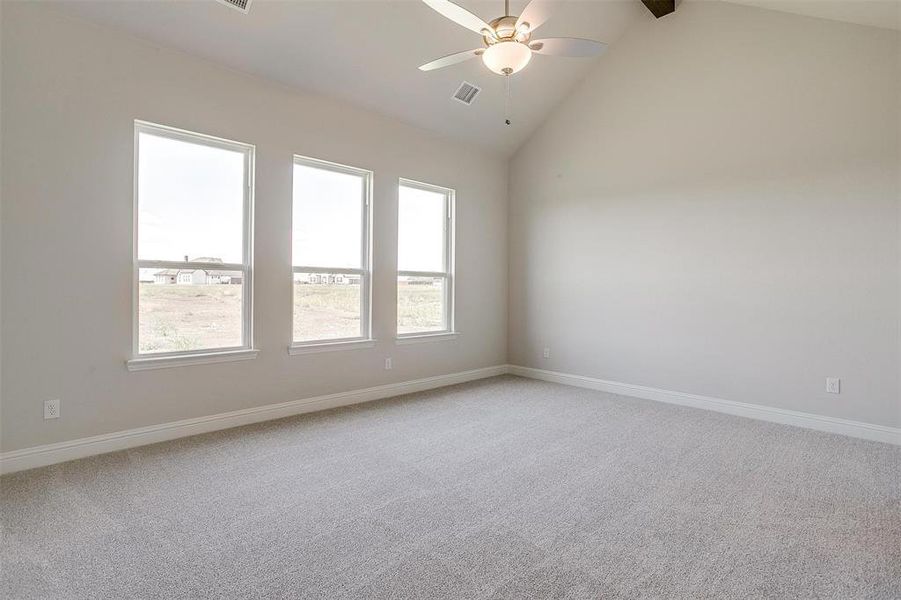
top-left (543, 347), bottom-right (551, 359)
top-left (43, 399), bottom-right (60, 420)
top-left (384, 358), bottom-right (392, 370)
top-left (825, 377), bottom-right (841, 394)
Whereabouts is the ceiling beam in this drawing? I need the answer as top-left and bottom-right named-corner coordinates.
top-left (640, 0), bottom-right (676, 19)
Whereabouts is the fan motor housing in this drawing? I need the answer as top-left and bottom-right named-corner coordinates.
top-left (484, 15), bottom-right (530, 46)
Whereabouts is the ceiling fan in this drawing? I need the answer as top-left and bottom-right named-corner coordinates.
top-left (418, 0), bottom-right (607, 76)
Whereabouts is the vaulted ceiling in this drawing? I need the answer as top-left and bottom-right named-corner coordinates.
top-left (721, 0), bottom-right (900, 32)
top-left (45, 0), bottom-right (649, 156)
top-left (44, 1), bottom-right (900, 156)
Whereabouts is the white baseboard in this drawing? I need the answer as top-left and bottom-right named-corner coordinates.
top-left (4, 363), bottom-right (896, 474)
top-left (0, 365), bottom-right (507, 475)
top-left (508, 365), bottom-right (901, 446)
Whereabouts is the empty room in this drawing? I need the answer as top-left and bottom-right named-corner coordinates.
top-left (1, 0), bottom-right (899, 597)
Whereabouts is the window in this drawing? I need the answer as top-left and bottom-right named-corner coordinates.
top-left (397, 179), bottom-right (454, 337)
top-left (131, 121), bottom-right (254, 367)
top-left (292, 156), bottom-right (372, 348)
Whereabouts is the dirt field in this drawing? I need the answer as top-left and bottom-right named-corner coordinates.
top-left (294, 282), bottom-right (444, 339)
top-left (293, 284), bottom-right (361, 341)
top-left (397, 284), bottom-right (444, 334)
top-left (138, 282), bottom-right (445, 353)
top-left (139, 284), bottom-right (244, 353)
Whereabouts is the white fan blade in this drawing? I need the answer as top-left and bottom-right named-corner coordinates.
top-left (529, 37), bottom-right (607, 57)
top-left (422, 0), bottom-right (493, 36)
top-left (419, 48), bottom-right (484, 71)
top-left (516, 0), bottom-right (552, 34)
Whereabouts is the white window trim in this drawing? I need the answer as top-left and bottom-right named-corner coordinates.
top-left (290, 155), bottom-right (373, 353)
top-left (127, 349), bottom-right (260, 372)
top-left (395, 332), bottom-right (460, 345)
top-left (288, 339), bottom-right (376, 355)
top-left (129, 121), bottom-right (256, 370)
top-left (396, 178), bottom-right (456, 339)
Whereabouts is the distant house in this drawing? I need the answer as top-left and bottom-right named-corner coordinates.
top-left (399, 277), bottom-right (440, 287)
top-left (152, 257), bottom-right (242, 285)
top-left (294, 273), bottom-right (361, 285)
top-left (154, 272), bottom-right (177, 285)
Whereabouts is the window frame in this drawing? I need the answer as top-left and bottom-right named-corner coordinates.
top-left (129, 121), bottom-right (256, 369)
top-left (290, 155), bottom-right (373, 352)
top-left (396, 178), bottom-right (456, 339)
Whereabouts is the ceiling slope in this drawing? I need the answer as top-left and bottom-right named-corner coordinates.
top-left (45, 0), bottom-right (647, 156)
top-left (720, 0), bottom-right (901, 31)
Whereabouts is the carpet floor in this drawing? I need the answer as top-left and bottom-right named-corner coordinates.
top-left (1, 375), bottom-right (899, 599)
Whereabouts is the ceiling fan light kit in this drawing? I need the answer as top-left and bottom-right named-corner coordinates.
top-left (419, 0), bottom-right (607, 125)
top-left (418, 0), bottom-right (607, 78)
top-left (482, 41), bottom-right (532, 75)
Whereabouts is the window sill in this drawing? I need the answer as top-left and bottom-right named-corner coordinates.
top-left (126, 349), bottom-right (260, 371)
top-left (395, 332), bottom-right (460, 345)
top-left (288, 339), bottom-right (376, 355)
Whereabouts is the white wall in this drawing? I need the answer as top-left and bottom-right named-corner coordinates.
top-left (3, 1), bottom-right (899, 456)
top-left (509, 1), bottom-right (901, 428)
top-left (0, 3), bottom-right (507, 453)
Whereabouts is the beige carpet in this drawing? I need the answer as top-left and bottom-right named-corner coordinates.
top-left (2, 375), bottom-right (899, 599)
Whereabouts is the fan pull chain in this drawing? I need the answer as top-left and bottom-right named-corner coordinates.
top-left (504, 74), bottom-right (512, 126)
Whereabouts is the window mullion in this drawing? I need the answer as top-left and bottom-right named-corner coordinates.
top-left (293, 266), bottom-right (365, 275)
top-left (139, 260), bottom-right (245, 271)
top-left (398, 270), bottom-right (446, 279)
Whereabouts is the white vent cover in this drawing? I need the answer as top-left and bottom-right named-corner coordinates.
top-left (215, 0), bottom-right (251, 13)
top-left (452, 81), bottom-right (481, 105)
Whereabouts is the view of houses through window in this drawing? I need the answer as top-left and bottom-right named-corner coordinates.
top-left (135, 122), bottom-right (253, 355)
top-left (135, 124), bottom-right (454, 359)
top-left (138, 263), bottom-right (244, 354)
top-left (397, 180), bottom-right (454, 335)
top-left (292, 157), bottom-right (372, 344)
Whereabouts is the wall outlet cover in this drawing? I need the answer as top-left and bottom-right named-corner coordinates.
top-left (43, 399), bottom-right (60, 420)
top-left (825, 377), bottom-right (841, 394)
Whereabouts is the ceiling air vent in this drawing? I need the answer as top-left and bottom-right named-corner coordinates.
top-left (215, 0), bottom-right (251, 14)
top-left (452, 81), bottom-right (481, 106)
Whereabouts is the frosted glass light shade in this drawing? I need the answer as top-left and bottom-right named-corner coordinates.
top-left (481, 41), bottom-right (532, 75)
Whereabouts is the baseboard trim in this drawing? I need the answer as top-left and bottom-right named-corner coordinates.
top-left (0, 365), bottom-right (507, 475)
top-left (507, 365), bottom-right (901, 446)
top-left (5, 363), bottom-right (896, 474)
